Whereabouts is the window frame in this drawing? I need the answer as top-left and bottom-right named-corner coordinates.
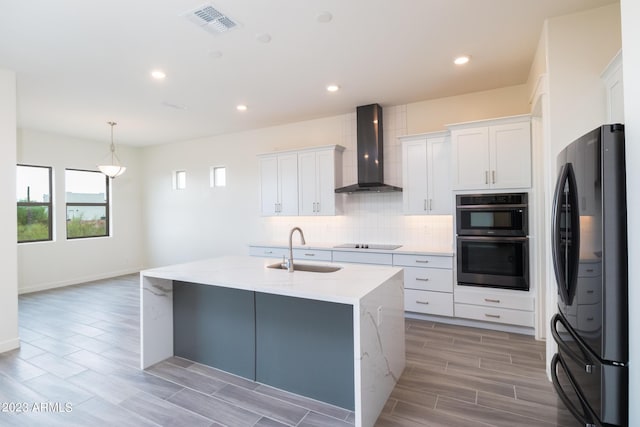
top-left (17, 164), bottom-right (54, 243)
top-left (65, 168), bottom-right (110, 240)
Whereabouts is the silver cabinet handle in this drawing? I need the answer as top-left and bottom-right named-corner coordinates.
top-left (415, 277), bottom-right (430, 282)
top-left (492, 170), bottom-right (496, 184)
top-left (316, 202), bottom-right (320, 212)
top-left (586, 290), bottom-right (594, 294)
top-left (484, 298), bottom-right (501, 303)
top-left (485, 171), bottom-right (489, 184)
top-left (485, 313), bottom-right (501, 319)
top-left (415, 260), bottom-right (429, 264)
top-left (312, 202), bottom-right (316, 212)
top-left (429, 199), bottom-right (432, 211)
top-left (304, 253), bottom-right (315, 257)
top-left (265, 250), bottom-right (273, 254)
top-left (416, 301), bottom-right (429, 305)
top-left (587, 317), bottom-right (594, 321)
top-left (423, 199), bottom-right (427, 211)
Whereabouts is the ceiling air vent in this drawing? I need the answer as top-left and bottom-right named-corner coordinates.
top-left (183, 4), bottom-right (239, 35)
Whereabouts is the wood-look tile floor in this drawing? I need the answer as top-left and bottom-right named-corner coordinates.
top-left (0, 274), bottom-right (575, 426)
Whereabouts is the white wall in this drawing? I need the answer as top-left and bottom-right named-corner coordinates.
top-left (406, 84), bottom-right (530, 135)
top-left (17, 128), bottom-right (144, 293)
top-left (620, 0), bottom-right (639, 423)
top-left (141, 104), bottom-right (462, 268)
top-left (547, 3), bottom-right (622, 154)
top-left (527, 3), bottom-right (622, 376)
top-left (0, 69), bottom-right (19, 352)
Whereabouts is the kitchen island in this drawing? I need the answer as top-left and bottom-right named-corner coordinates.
top-left (140, 255), bottom-right (405, 427)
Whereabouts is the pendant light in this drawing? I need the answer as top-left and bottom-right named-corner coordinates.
top-left (98, 121), bottom-right (126, 178)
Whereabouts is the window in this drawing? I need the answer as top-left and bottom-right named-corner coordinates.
top-left (65, 169), bottom-right (109, 239)
top-left (173, 170), bottom-right (187, 190)
top-left (210, 166), bottom-right (226, 187)
top-left (17, 164), bottom-right (53, 243)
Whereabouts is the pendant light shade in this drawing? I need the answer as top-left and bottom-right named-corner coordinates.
top-left (98, 121), bottom-right (126, 178)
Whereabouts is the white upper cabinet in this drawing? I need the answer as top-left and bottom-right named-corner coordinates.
top-left (259, 145), bottom-right (343, 217)
top-left (449, 115), bottom-right (531, 190)
top-left (259, 152), bottom-right (298, 216)
top-left (298, 146), bottom-right (344, 216)
top-left (601, 50), bottom-right (624, 124)
top-left (401, 131), bottom-right (452, 215)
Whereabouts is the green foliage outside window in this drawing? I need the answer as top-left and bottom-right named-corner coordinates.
top-left (66, 214), bottom-right (107, 239)
top-left (17, 206), bottom-right (50, 242)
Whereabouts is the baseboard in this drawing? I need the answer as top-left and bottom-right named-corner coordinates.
top-left (19, 268), bottom-right (141, 295)
top-left (405, 312), bottom-right (536, 336)
top-left (0, 337), bottom-right (20, 354)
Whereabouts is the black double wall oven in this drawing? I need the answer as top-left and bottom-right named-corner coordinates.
top-left (456, 193), bottom-right (529, 291)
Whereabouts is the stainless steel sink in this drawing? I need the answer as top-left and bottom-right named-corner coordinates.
top-left (267, 262), bottom-right (342, 273)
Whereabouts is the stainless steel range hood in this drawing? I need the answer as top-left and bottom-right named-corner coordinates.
top-left (335, 104), bottom-right (402, 194)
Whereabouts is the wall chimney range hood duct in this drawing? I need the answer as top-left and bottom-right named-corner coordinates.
top-left (335, 104), bottom-right (402, 194)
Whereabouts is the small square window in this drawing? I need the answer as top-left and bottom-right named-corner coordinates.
top-left (210, 166), bottom-right (226, 187)
top-left (173, 170), bottom-right (187, 190)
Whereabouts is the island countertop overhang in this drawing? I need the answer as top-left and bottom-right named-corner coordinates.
top-left (141, 255), bottom-right (403, 305)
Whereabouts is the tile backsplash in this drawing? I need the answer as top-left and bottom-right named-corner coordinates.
top-left (257, 104), bottom-right (454, 251)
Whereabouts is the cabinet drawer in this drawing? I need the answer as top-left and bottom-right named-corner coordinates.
top-left (454, 289), bottom-right (533, 311)
top-left (404, 267), bottom-right (453, 292)
top-left (249, 246), bottom-right (288, 258)
top-left (578, 262), bottom-right (601, 277)
top-left (577, 276), bottom-right (600, 305)
top-left (454, 303), bottom-right (534, 327)
top-left (405, 290), bottom-right (453, 316)
top-left (577, 303), bottom-right (601, 332)
top-left (292, 248), bottom-right (332, 262)
top-left (332, 251), bottom-right (392, 265)
top-left (393, 254), bottom-right (452, 269)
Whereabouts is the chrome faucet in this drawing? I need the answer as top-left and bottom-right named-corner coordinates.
top-left (287, 227), bottom-right (306, 272)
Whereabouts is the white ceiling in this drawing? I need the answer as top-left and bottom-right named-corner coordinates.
top-left (0, 0), bottom-right (617, 146)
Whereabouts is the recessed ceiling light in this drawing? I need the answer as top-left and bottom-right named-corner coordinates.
top-left (236, 104), bottom-right (248, 112)
top-left (151, 69), bottom-right (167, 80)
top-left (256, 33), bottom-right (272, 43)
top-left (326, 84), bottom-right (340, 92)
top-left (162, 101), bottom-right (188, 110)
top-left (317, 11), bottom-right (333, 23)
top-left (454, 55), bottom-right (471, 65)
top-left (209, 50), bottom-right (223, 59)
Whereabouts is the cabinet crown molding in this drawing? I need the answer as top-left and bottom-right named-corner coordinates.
top-left (258, 144), bottom-right (345, 157)
top-left (398, 130), bottom-right (450, 142)
top-left (446, 114), bottom-right (531, 131)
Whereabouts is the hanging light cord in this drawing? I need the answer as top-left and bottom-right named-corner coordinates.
top-left (108, 121), bottom-right (121, 165)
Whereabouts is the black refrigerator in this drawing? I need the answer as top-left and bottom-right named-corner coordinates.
top-left (550, 124), bottom-right (628, 426)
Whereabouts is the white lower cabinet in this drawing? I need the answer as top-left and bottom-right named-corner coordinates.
top-left (403, 267), bottom-right (453, 293)
top-left (291, 248), bottom-right (332, 262)
top-left (249, 245), bottom-right (535, 329)
top-left (394, 254), bottom-right (454, 317)
top-left (454, 304), bottom-right (534, 328)
top-left (454, 289), bottom-right (534, 327)
top-left (249, 246), bottom-right (289, 258)
top-left (332, 251), bottom-right (393, 265)
top-left (405, 289), bottom-right (453, 317)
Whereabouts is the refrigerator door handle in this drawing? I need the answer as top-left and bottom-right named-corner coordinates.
top-left (551, 163), bottom-right (581, 306)
top-left (550, 313), bottom-right (595, 374)
top-left (552, 164), bottom-right (571, 304)
top-left (550, 353), bottom-right (599, 427)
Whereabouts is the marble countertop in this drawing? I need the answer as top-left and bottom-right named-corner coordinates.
top-left (141, 255), bottom-right (403, 305)
top-left (249, 242), bottom-right (453, 257)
